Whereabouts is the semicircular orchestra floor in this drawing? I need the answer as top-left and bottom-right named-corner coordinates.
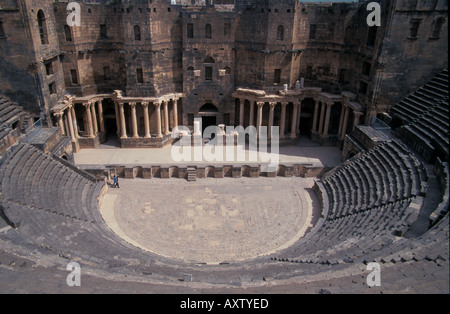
top-left (99, 177), bottom-right (319, 264)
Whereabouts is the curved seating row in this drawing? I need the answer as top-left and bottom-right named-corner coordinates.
top-left (0, 143), bottom-right (104, 224)
top-left (390, 69), bottom-right (448, 125)
top-left (322, 140), bottom-right (426, 220)
top-left (390, 69), bottom-right (449, 162)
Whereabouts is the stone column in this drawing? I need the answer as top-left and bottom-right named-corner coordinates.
top-left (280, 102), bottom-right (287, 139)
top-left (90, 101), bottom-right (98, 135)
top-left (249, 100), bottom-right (255, 126)
top-left (142, 102), bottom-right (151, 138)
top-left (337, 104), bottom-right (346, 137)
top-left (154, 102), bottom-right (163, 138)
top-left (84, 103), bottom-right (95, 138)
top-left (172, 98), bottom-right (178, 132)
top-left (256, 101), bottom-right (264, 134)
top-left (323, 102), bottom-right (332, 136)
top-left (66, 107), bottom-right (76, 141)
top-left (318, 102), bottom-right (325, 135)
top-left (239, 98), bottom-right (245, 127)
top-left (130, 102), bottom-right (139, 138)
top-left (56, 113), bottom-right (65, 135)
top-left (63, 115), bottom-right (69, 138)
top-left (312, 100), bottom-right (320, 132)
top-left (296, 100), bottom-right (302, 135)
top-left (97, 100), bottom-right (105, 133)
top-left (114, 101), bottom-right (121, 137)
top-left (340, 106), bottom-right (350, 139)
top-left (119, 103), bottom-right (127, 139)
top-left (163, 100), bottom-right (170, 135)
top-left (268, 102), bottom-right (276, 138)
top-left (353, 111), bottom-right (363, 131)
top-left (71, 106), bottom-right (79, 139)
top-left (290, 101), bottom-right (299, 139)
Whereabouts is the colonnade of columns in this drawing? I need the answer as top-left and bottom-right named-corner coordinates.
top-left (55, 100), bottom-right (105, 141)
top-left (335, 104), bottom-right (364, 140)
top-left (116, 98), bottom-right (179, 139)
top-left (311, 100), bottom-right (334, 137)
top-left (81, 100), bottom-right (105, 139)
top-left (237, 97), bottom-right (363, 140)
top-left (54, 97), bottom-right (180, 141)
top-left (238, 98), bottom-right (302, 139)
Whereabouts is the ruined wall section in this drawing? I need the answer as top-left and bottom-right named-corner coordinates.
top-left (141, 1), bottom-right (183, 97)
top-left (182, 6), bottom-right (235, 125)
top-left (23, 0), bottom-right (66, 122)
top-left (55, 2), bottom-right (126, 97)
top-left (0, 0), bottom-right (66, 119)
top-left (0, 0), bottom-right (39, 114)
top-left (376, 0), bottom-right (448, 112)
top-left (262, 0), bottom-right (299, 92)
top-left (234, 1), bottom-right (269, 89)
top-left (297, 2), bottom-right (364, 94)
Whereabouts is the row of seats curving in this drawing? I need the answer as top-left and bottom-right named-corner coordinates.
top-left (390, 69), bottom-right (448, 125)
top-left (0, 143), bottom-right (104, 224)
top-left (322, 140), bottom-right (426, 220)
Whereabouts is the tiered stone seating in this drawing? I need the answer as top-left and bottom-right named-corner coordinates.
top-left (0, 96), bottom-right (33, 154)
top-left (0, 198), bottom-right (154, 270)
top-left (0, 96), bottom-right (27, 128)
top-left (390, 69), bottom-right (448, 125)
top-left (0, 136), bottom-right (447, 293)
top-left (401, 99), bottom-right (449, 161)
top-left (322, 140), bottom-right (426, 220)
top-left (389, 70), bottom-right (449, 162)
top-left (279, 199), bottom-right (417, 264)
top-left (0, 143), bottom-right (104, 224)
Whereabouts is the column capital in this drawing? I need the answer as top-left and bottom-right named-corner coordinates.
top-left (83, 102), bottom-right (92, 108)
top-left (256, 101), bottom-right (265, 108)
top-left (153, 101), bottom-right (161, 108)
top-left (354, 111), bottom-right (364, 116)
top-left (269, 102), bottom-right (277, 108)
top-left (129, 102), bottom-right (137, 107)
top-left (142, 102), bottom-right (149, 107)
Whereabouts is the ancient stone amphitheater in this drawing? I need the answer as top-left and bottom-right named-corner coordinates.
top-left (0, 70), bottom-right (448, 294)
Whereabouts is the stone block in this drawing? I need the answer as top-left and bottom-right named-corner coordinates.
top-left (160, 167), bottom-right (170, 179)
top-left (214, 167), bottom-right (224, 178)
top-left (250, 166), bottom-right (260, 178)
top-left (142, 168), bottom-right (152, 179)
top-left (124, 168), bottom-right (135, 179)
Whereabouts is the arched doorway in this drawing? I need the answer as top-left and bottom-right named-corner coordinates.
top-left (199, 103), bottom-right (218, 134)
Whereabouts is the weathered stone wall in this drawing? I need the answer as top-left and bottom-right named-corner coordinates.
top-left (54, 2), bottom-right (126, 97)
top-left (182, 6), bottom-right (235, 126)
top-left (376, 0), bottom-right (448, 112)
top-left (0, 0), bottom-right (64, 116)
top-left (1, 0), bottom-right (448, 130)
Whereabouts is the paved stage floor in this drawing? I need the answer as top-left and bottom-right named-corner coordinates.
top-left (74, 135), bottom-right (343, 168)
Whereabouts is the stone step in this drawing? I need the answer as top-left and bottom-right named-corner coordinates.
top-left (187, 166), bottom-right (196, 181)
